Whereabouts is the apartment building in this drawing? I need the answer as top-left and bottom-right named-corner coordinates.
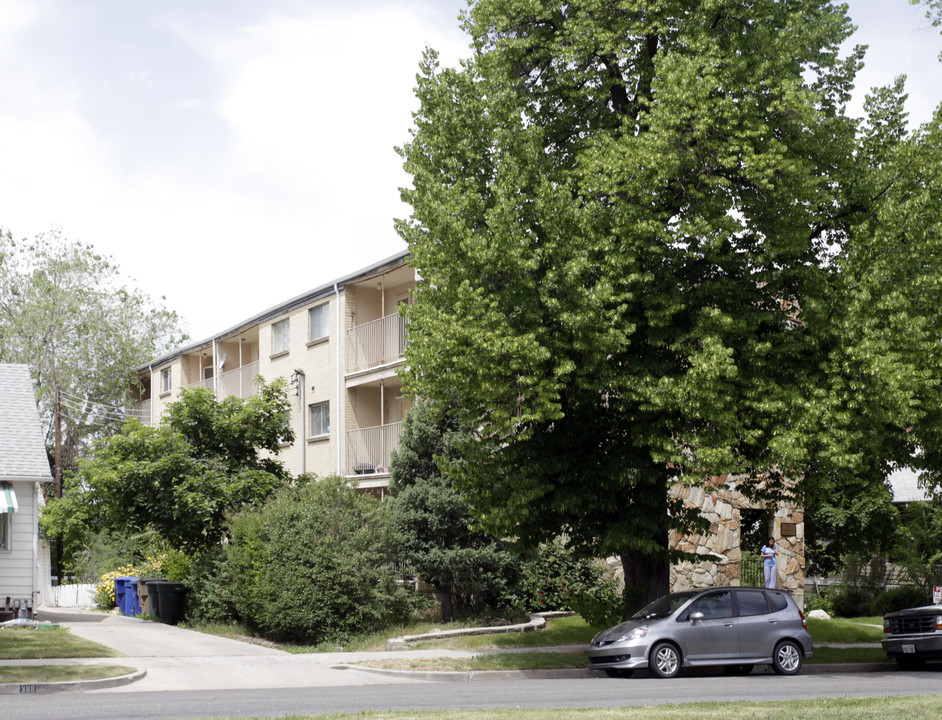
top-left (129, 251), bottom-right (414, 494)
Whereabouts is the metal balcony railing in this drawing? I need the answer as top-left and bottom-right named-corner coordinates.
top-left (187, 377), bottom-right (215, 392)
top-left (346, 313), bottom-right (407, 373)
top-left (346, 422), bottom-right (402, 476)
top-left (218, 361), bottom-right (260, 399)
top-left (126, 399), bottom-right (152, 426)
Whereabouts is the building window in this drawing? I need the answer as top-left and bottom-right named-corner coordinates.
top-left (160, 367), bottom-right (171, 394)
top-left (272, 318), bottom-right (290, 355)
top-left (0, 515), bottom-right (7, 550)
top-left (309, 401), bottom-right (330, 437)
top-left (309, 303), bottom-right (329, 342)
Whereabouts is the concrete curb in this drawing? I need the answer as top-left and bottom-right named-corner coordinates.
top-left (387, 612), bottom-right (573, 650)
top-left (336, 662), bottom-right (896, 682)
top-left (0, 667), bottom-right (146, 694)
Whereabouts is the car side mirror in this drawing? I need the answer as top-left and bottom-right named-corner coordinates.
top-left (690, 612), bottom-right (705, 624)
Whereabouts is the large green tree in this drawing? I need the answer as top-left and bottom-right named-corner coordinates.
top-left (398, 0), bottom-right (940, 611)
top-left (0, 228), bottom-right (186, 478)
top-left (41, 379), bottom-right (294, 557)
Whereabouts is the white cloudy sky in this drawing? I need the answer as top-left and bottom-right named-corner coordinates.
top-left (1, 0), bottom-right (940, 341)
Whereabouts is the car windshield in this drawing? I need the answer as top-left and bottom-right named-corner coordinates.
top-left (630, 591), bottom-right (700, 620)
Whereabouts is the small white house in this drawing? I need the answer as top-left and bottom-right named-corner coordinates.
top-left (0, 364), bottom-right (52, 619)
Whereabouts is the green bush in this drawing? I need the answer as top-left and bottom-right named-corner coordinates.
top-left (870, 586), bottom-right (931, 616)
top-left (218, 476), bottom-right (420, 644)
top-left (504, 540), bottom-right (602, 613)
top-left (830, 586), bottom-right (873, 618)
top-left (804, 592), bottom-right (834, 615)
top-left (568, 576), bottom-right (623, 628)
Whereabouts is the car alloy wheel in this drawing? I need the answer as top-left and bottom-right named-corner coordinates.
top-left (772, 639), bottom-right (803, 675)
top-left (649, 642), bottom-right (681, 678)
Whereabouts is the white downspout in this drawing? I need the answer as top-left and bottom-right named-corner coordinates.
top-left (295, 369), bottom-right (306, 475)
top-left (335, 283), bottom-right (342, 475)
top-left (32, 480), bottom-right (39, 610)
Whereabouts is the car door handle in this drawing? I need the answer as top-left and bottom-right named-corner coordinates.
top-left (724, 622), bottom-right (734, 627)
top-left (767, 619), bottom-right (779, 624)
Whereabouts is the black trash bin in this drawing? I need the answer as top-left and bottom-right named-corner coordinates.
top-left (142, 579), bottom-right (166, 618)
top-left (157, 582), bottom-right (187, 625)
top-left (145, 579), bottom-right (168, 618)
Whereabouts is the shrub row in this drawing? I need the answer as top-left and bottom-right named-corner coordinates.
top-left (811, 585), bottom-right (931, 618)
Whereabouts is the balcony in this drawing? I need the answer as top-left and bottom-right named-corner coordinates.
top-left (218, 361), bottom-right (260, 399)
top-left (180, 362), bottom-right (259, 399)
top-left (346, 422), bottom-right (402, 476)
top-left (127, 399), bottom-right (152, 426)
top-left (346, 313), bottom-right (407, 373)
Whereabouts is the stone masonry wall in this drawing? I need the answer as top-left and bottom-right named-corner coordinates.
top-left (668, 475), bottom-right (805, 607)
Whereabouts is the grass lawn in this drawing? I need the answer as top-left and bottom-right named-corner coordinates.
top-left (206, 695), bottom-right (942, 720)
top-left (410, 616), bottom-right (597, 651)
top-left (0, 664), bottom-right (137, 684)
top-left (807, 617), bottom-right (884, 643)
top-left (352, 651), bottom-right (588, 673)
top-left (0, 627), bottom-right (120, 660)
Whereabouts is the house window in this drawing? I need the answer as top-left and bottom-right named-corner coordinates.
top-left (309, 401), bottom-right (330, 437)
top-left (0, 514), bottom-right (8, 551)
top-left (160, 368), bottom-right (171, 394)
top-left (272, 318), bottom-right (290, 355)
top-left (309, 304), bottom-right (329, 342)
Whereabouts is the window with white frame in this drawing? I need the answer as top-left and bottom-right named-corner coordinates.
top-left (160, 367), bottom-right (171, 394)
top-left (272, 318), bottom-right (290, 355)
top-left (309, 303), bottom-right (329, 342)
top-left (309, 401), bottom-right (329, 437)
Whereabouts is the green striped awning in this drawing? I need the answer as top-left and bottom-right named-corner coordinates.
top-left (0, 482), bottom-right (17, 513)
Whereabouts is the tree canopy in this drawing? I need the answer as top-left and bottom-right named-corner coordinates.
top-left (398, 0), bottom-right (942, 608)
top-left (0, 228), bottom-right (186, 477)
top-left (41, 379), bottom-right (294, 555)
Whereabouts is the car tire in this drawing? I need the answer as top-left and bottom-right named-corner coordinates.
top-left (604, 668), bottom-right (635, 678)
top-left (895, 657), bottom-right (926, 671)
top-left (649, 642), bottom-right (681, 679)
top-left (723, 664), bottom-right (754, 676)
top-left (771, 639), bottom-right (803, 675)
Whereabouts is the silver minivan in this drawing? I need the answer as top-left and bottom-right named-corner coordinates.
top-left (588, 587), bottom-right (812, 678)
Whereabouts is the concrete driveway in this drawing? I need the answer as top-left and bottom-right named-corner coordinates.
top-left (16, 607), bottom-right (461, 692)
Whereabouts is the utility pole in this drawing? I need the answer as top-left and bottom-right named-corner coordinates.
top-left (54, 386), bottom-right (62, 584)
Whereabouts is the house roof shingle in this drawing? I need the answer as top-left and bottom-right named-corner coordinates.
top-left (0, 364), bottom-right (52, 479)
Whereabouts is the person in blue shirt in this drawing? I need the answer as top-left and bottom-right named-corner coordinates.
top-left (761, 537), bottom-right (778, 589)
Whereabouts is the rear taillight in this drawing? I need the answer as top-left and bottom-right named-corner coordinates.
top-left (799, 608), bottom-right (807, 630)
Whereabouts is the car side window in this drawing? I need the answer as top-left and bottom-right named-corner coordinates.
top-left (737, 590), bottom-right (770, 617)
top-left (689, 590), bottom-right (732, 619)
top-left (765, 590), bottom-right (789, 612)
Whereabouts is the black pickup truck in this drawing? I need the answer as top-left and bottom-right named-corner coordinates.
top-left (882, 605), bottom-right (942, 669)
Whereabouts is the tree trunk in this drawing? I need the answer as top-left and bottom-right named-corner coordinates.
top-left (440, 586), bottom-right (456, 623)
top-left (620, 539), bottom-right (670, 620)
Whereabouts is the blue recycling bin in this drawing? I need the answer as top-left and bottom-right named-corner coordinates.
top-left (113, 577), bottom-right (133, 612)
top-left (123, 575), bottom-right (142, 616)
